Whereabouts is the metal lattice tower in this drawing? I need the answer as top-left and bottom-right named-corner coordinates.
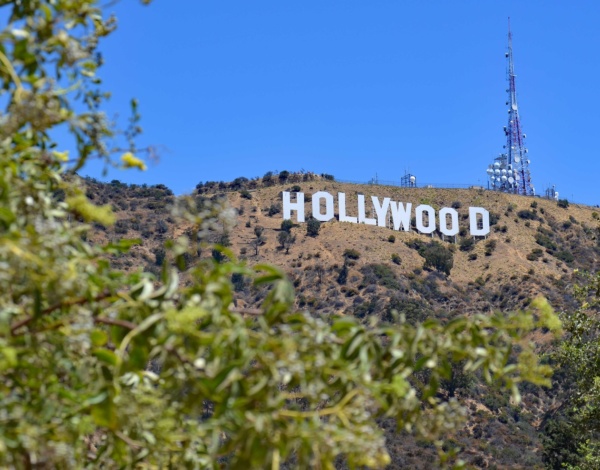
top-left (486, 19), bottom-right (534, 196)
top-left (401, 171), bottom-right (417, 188)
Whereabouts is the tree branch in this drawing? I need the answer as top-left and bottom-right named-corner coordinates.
top-left (228, 306), bottom-right (263, 316)
top-left (11, 291), bottom-right (113, 335)
top-left (94, 316), bottom-right (136, 330)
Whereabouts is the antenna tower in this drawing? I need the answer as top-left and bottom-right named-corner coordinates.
top-left (486, 19), bottom-right (534, 196)
top-left (401, 170), bottom-right (417, 188)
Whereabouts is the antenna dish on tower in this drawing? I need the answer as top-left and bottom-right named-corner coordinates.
top-left (401, 171), bottom-right (417, 188)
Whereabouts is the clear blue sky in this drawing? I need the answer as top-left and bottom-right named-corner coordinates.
top-left (83, 1), bottom-right (600, 206)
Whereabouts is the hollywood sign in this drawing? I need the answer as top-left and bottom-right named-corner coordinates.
top-left (282, 191), bottom-right (490, 237)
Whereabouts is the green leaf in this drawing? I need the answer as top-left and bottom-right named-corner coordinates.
top-left (253, 264), bottom-right (284, 285)
top-left (93, 348), bottom-right (118, 366)
top-left (91, 397), bottom-right (118, 430)
top-left (90, 329), bottom-right (108, 347)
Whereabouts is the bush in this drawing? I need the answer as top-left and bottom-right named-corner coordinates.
top-left (267, 203), bottom-right (281, 216)
top-left (555, 250), bottom-right (574, 264)
top-left (337, 263), bottom-right (348, 285)
top-left (277, 231), bottom-right (296, 254)
top-left (231, 273), bottom-right (245, 292)
top-left (156, 219), bottom-right (169, 234)
top-left (153, 248), bottom-right (166, 266)
top-left (231, 177), bottom-right (249, 190)
top-left (279, 170), bottom-right (290, 182)
top-left (405, 238), bottom-right (427, 252)
top-left (114, 219), bottom-right (129, 234)
top-left (360, 264), bottom-right (399, 289)
top-left (307, 218), bottom-right (321, 237)
top-left (459, 237), bottom-right (475, 252)
top-left (530, 201), bottom-right (538, 208)
top-left (527, 248), bottom-right (543, 261)
top-left (262, 171), bottom-right (275, 185)
top-left (517, 210), bottom-right (538, 220)
top-left (388, 234), bottom-right (396, 243)
top-left (281, 219), bottom-right (294, 232)
top-left (343, 249), bottom-right (361, 260)
top-left (557, 199), bottom-right (569, 208)
top-left (291, 185), bottom-right (302, 192)
top-left (240, 189), bottom-right (252, 200)
top-left (421, 242), bottom-right (454, 275)
top-left (451, 201), bottom-right (462, 209)
top-left (485, 239), bottom-right (497, 256)
top-left (468, 253), bottom-right (478, 261)
top-left (535, 233), bottom-right (557, 252)
top-left (391, 253), bottom-right (401, 265)
top-left (386, 296), bottom-right (431, 325)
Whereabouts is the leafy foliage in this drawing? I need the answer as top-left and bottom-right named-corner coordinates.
top-left (306, 217), bottom-right (321, 237)
top-left (281, 219), bottom-right (294, 232)
top-left (424, 243), bottom-right (455, 275)
top-left (360, 264), bottom-right (400, 289)
top-left (406, 239), bottom-right (455, 275)
top-left (546, 272), bottom-right (600, 468)
top-left (484, 239), bottom-right (497, 256)
top-left (517, 210), bottom-right (538, 220)
top-left (277, 230), bottom-right (296, 254)
top-left (343, 248), bottom-right (361, 260)
top-left (459, 237), bottom-right (475, 252)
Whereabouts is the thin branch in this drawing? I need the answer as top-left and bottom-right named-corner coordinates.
top-left (115, 431), bottom-right (143, 449)
top-left (229, 306), bottom-right (263, 316)
top-left (94, 317), bottom-right (136, 330)
top-left (10, 291), bottom-right (113, 335)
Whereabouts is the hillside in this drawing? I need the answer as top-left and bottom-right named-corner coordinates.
top-left (85, 174), bottom-right (600, 469)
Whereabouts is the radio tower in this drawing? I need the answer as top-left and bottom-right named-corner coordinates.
top-left (486, 19), bottom-right (534, 196)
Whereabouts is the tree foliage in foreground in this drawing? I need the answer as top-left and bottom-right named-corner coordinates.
top-left (545, 271), bottom-right (600, 469)
top-left (0, 1), bottom-right (561, 468)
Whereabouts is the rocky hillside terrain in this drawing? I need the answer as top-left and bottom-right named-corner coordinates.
top-left (84, 173), bottom-right (600, 469)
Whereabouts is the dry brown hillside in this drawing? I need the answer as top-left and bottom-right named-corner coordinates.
top-left (86, 175), bottom-right (600, 469)
top-left (224, 182), bottom-right (598, 316)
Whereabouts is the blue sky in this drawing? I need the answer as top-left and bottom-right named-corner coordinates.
top-left (83, 1), bottom-right (600, 206)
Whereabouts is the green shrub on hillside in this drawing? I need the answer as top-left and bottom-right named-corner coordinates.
top-left (518, 210), bottom-right (538, 220)
top-left (485, 239), bottom-right (497, 256)
top-left (267, 203), bottom-right (281, 216)
top-left (306, 217), bottom-right (321, 237)
top-left (423, 242), bottom-right (454, 275)
top-left (360, 264), bottom-right (399, 289)
top-left (459, 237), bottom-right (475, 252)
top-left (281, 219), bottom-right (294, 232)
top-left (527, 249), bottom-right (543, 261)
top-left (406, 239), bottom-right (454, 275)
top-left (344, 248), bottom-right (361, 260)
